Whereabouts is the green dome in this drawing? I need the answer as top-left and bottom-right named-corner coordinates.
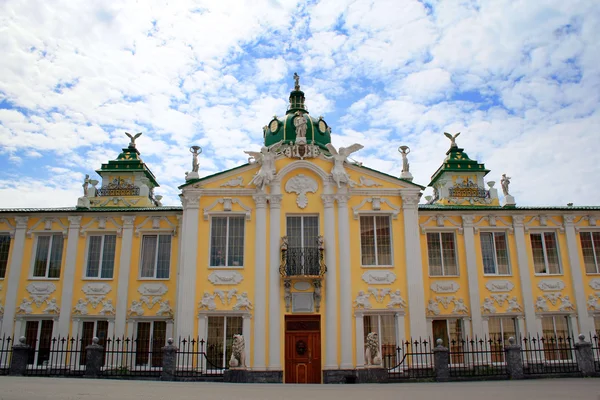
top-left (263, 84), bottom-right (332, 150)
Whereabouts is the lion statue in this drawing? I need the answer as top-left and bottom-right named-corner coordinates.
top-left (229, 334), bottom-right (246, 368)
top-left (364, 332), bottom-right (382, 366)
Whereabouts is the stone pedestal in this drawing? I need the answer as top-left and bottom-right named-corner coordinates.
top-left (433, 341), bottom-right (450, 382)
top-left (9, 337), bottom-right (30, 376)
top-left (245, 370), bottom-right (283, 383)
top-left (76, 197), bottom-right (91, 209)
top-left (574, 334), bottom-right (597, 377)
top-left (161, 340), bottom-right (178, 381)
top-left (357, 367), bottom-right (388, 383)
top-left (502, 195), bottom-right (516, 207)
top-left (186, 171), bottom-right (200, 181)
top-left (223, 369), bottom-right (248, 383)
top-left (400, 171), bottom-right (413, 181)
top-left (504, 338), bottom-right (524, 380)
top-left (84, 339), bottom-right (105, 378)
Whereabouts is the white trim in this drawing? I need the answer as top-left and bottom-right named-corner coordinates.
top-left (114, 216), bottom-right (135, 338)
top-left (134, 216), bottom-right (178, 237)
top-left (323, 189), bottom-right (338, 369)
top-left (337, 189), bottom-right (353, 369)
top-left (268, 189), bottom-right (282, 370)
top-left (513, 220), bottom-right (540, 336)
top-left (203, 198), bottom-right (252, 221)
top-left (26, 218), bottom-right (68, 238)
top-left (352, 197), bottom-right (400, 220)
top-left (253, 196), bottom-right (267, 369)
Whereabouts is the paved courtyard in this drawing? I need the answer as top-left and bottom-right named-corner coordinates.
top-left (0, 377), bottom-right (597, 400)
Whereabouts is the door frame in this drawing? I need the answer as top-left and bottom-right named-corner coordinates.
top-left (284, 314), bottom-right (321, 383)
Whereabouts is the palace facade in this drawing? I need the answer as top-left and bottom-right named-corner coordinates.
top-left (0, 81), bottom-right (599, 383)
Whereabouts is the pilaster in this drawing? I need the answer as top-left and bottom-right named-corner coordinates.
top-left (114, 216), bottom-right (135, 338)
top-left (57, 216), bottom-right (82, 337)
top-left (354, 311), bottom-right (365, 368)
top-left (401, 193), bottom-right (427, 339)
top-left (253, 193), bottom-right (268, 370)
top-left (512, 216), bottom-right (539, 335)
top-left (1, 216), bottom-right (28, 337)
top-left (462, 215), bottom-right (483, 338)
top-left (336, 190), bottom-right (353, 368)
top-left (322, 190), bottom-right (338, 369)
top-left (268, 191), bottom-right (282, 370)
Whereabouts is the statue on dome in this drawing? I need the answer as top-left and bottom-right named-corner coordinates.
top-left (294, 111), bottom-right (307, 141)
top-left (501, 174), bottom-right (511, 196)
top-left (293, 72), bottom-right (300, 91)
top-left (443, 131), bottom-right (460, 148)
top-left (245, 141), bottom-right (283, 191)
top-left (125, 132), bottom-right (142, 148)
top-left (325, 143), bottom-right (364, 188)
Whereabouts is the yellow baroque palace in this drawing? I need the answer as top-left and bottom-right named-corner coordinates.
top-left (0, 80), bottom-right (599, 383)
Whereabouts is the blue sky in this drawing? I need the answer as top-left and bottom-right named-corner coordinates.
top-left (1, 0), bottom-right (599, 207)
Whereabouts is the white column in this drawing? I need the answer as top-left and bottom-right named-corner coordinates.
top-left (512, 216), bottom-right (539, 336)
top-left (564, 216), bottom-right (594, 335)
top-left (114, 216), bottom-right (135, 338)
top-left (243, 314), bottom-right (252, 368)
top-left (197, 314), bottom-right (207, 340)
top-left (336, 190), bottom-right (353, 368)
top-left (1, 216), bottom-right (28, 338)
top-left (57, 216), bottom-right (82, 337)
top-left (401, 193), bottom-right (428, 339)
top-left (322, 191), bottom-right (338, 369)
top-left (482, 318), bottom-right (490, 337)
top-left (253, 194), bottom-right (268, 370)
top-left (395, 312), bottom-right (406, 345)
top-left (268, 192), bottom-right (282, 370)
top-left (175, 191), bottom-right (201, 339)
top-left (462, 216), bottom-right (483, 338)
top-left (354, 312), bottom-right (364, 368)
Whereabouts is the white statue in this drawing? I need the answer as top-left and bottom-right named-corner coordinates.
top-left (99, 299), bottom-right (115, 315)
top-left (558, 295), bottom-right (575, 311)
top-left (129, 300), bottom-right (144, 316)
top-left (452, 298), bottom-right (469, 314)
top-left (17, 298), bottom-right (33, 314)
top-left (294, 111), bottom-right (308, 140)
top-left (506, 297), bottom-right (522, 312)
top-left (125, 132), bottom-right (142, 148)
top-left (233, 292), bottom-right (253, 310)
top-left (198, 292), bottom-right (217, 311)
top-left (82, 174), bottom-right (90, 196)
top-left (587, 295), bottom-right (600, 311)
top-left (427, 299), bottom-right (441, 315)
top-left (229, 334), bottom-right (246, 368)
top-left (535, 296), bottom-right (548, 312)
top-left (501, 174), bottom-right (511, 196)
top-left (481, 298), bottom-right (496, 314)
top-left (444, 132), bottom-right (460, 148)
top-left (44, 299), bottom-right (60, 314)
top-left (190, 146), bottom-right (201, 173)
top-left (364, 332), bottom-right (382, 366)
top-left (245, 141), bottom-right (283, 191)
top-left (387, 290), bottom-right (407, 309)
top-left (293, 72), bottom-right (300, 91)
top-left (353, 291), bottom-right (373, 309)
top-left (399, 145), bottom-right (410, 172)
top-left (157, 300), bottom-right (173, 316)
top-left (73, 299), bottom-right (89, 315)
top-left (325, 143), bottom-right (364, 188)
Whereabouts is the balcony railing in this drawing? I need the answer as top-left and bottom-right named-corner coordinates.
top-left (279, 237), bottom-right (326, 278)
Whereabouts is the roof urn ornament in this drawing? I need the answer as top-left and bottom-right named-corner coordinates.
top-left (186, 145), bottom-right (202, 181)
top-left (398, 145), bottom-right (413, 181)
top-left (443, 132), bottom-right (460, 148)
top-left (125, 132), bottom-right (143, 148)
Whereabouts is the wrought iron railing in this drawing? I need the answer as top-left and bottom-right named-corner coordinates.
top-left (386, 338), bottom-right (435, 380)
top-left (174, 337), bottom-right (227, 379)
top-left (0, 335), bottom-right (12, 375)
top-left (448, 337), bottom-right (508, 378)
top-left (280, 237), bottom-right (326, 278)
top-left (102, 336), bottom-right (163, 378)
top-left (97, 186), bottom-right (140, 196)
top-left (591, 334), bottom-right (600, 372)
top-left (449, 186), bottom-right (490, 199)
top-left (521, 335), bottom-right (579, 375)
top-left (24, 336), bottom-right (85, 376)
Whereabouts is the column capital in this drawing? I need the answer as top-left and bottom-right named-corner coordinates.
top-left (121, 216), bottom-right (136, 228)
top-left (253, 194), bottom-right (268, 208)
top-left (462, 215), bottom-right (475, 227)
top-left (401, 193), bottom-right (420, 210)
top-left (15, 216), bottom-right (29, 229)
top-left (563, 214), bottom-right (576, 226)
top-left (68, 216), bottom-right (82, 228)
top-left (321, 194), bottom-right (336, 209)
top-left (335, 194), bottom-right (350, 207)
top-left (180, 191), bottom-right (201, 209)
top-left (512, 215), bottom-right (525, 227)
top-left (268, 194), bottom-right (282, 209)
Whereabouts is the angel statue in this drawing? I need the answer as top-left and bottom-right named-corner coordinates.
top-left (443, 132), bottom-right (460, 148)
top-left (244, 141), bottom-right (283, 191)
top-left (325, 143), bottom-right (364, 188)
top-left (125, 132), bottom-right (142, 148)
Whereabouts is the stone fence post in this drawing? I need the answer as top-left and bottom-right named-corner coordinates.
top-left (84, 337), bottom-right (105, 378)
top-left (574, 334), bottom-right (596, 377)
top-left (504, 337), bottom-right (524, 379)
top-left (9, 336), bottom-right (30, 376)
top-left (433, 339), bottom-right (450, 382)
top-left (161, 338), bottom-right (178, 381)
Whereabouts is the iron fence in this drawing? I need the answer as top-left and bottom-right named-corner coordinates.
top-left (24, 336), bottom-right (85, 376)
top-left (0, 335), bottom-right (12, 375)
top-left (521, 335), bottom-right (580, 375)
top-left (448, 337), bottom-right (508, 378)
top-left (284, 247), bottom-right (322, 276)
top-left (591, 334), bottom-right (600, 373)
top-left (102, 336), bottom-right (163, 378)
top-left (173, 337), bottom-right (227, 379)
top-left (386, 338), bottom-right (435, 380)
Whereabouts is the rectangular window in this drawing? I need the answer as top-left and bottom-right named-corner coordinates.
top-left (33, 234), bottom-right (64, 278)
top-left (86, 235), bottom-right (117, 278)
top-left (210, 216), bottom-right (245, 267)
top-left (140, 234), bottom-right (171, 278)
top-left (488, 317), bottom-right (518, 362)
top-left (25, 319), bottom-right (54, 366)
top-left (206, 316), bottom-right (243, 369)
top-left (480, 232), bottom-right (510, 275)
top-left (135, 321), bottom-right (166, 367)
top-left (0, 234), bottom-right (11, 278)
top-left (285, 216), bottom-right (320, 275)
top-left (541, 315), bottom-right (573, 361)
top-left (360, 216), bottom-right (392, 266)
top-left (580, 231), bottom-right (600, 274)
top-left (427, 232), bottom-right (458, 276)
top-left (363, 314), bottom-right (397, 368)
top-left (530, 232), bottom-right (561, 274)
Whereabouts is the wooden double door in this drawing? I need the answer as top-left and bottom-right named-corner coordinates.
top-left (284, 315), bottom-right (321, 384)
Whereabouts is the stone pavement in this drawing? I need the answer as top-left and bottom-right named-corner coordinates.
top-left (0, 377), bottom-right (598, 400)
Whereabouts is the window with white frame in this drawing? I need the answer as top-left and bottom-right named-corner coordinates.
top-left (206, 316), bottom-right (243, 369)
top-left (360, 216), bottom-right (392, 266)
top-left (86, 235), bottom-right (117, 279)
top-left (580, 231), bottom-right (600, 274)
top-left (530, 232), bottom-right (561, 274)
top-left (140, 234), bottom-right (171, 278)
top-left (135, 321), bottom-right (166, 367)
top-left (427, 232), bottom-right (458, 276)
top-left (480, 232), bottom-right (510, 275)
top-left (363, 314), bottom-right (397, 368)
top-left (25, 319), bottom-right (54, 366)
top-left (33, 234), bottom-right (64, 278)
top-left (0, 234), bottom-right (11, 278)
top-left (210, 216), bottom-right (245, 267)
top-left (541, 315), bottom-right (573, 361)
